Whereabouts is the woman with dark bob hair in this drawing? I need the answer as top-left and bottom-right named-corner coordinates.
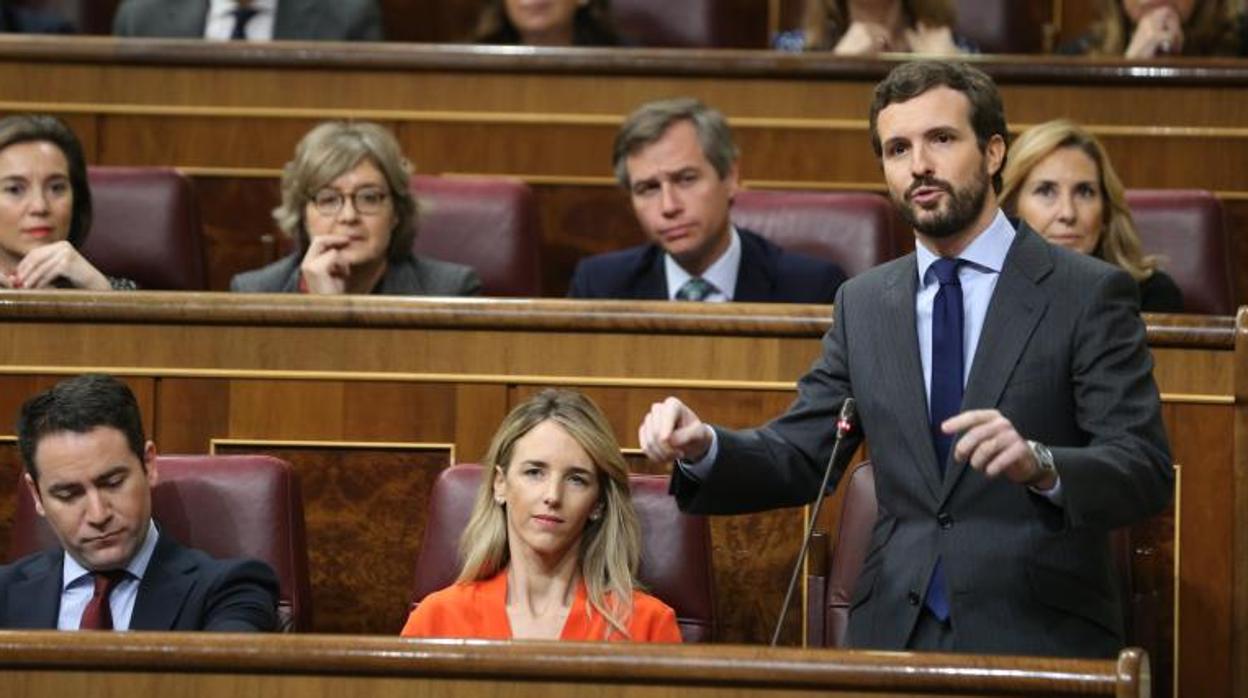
top-left (230, 121), bottom-right (481, 295)
top-left (0, 114), bottom-right (134, 290)
top-left (473, 0), bottom-right (620, 46)
top-left (402, 389), bottom-right (680, 642)
top-left (1001, 119), bottom-right (1183, 313)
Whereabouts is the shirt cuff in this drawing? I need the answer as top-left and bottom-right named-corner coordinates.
top-left (675, 428), bottom-right (719, 482)
top-left (1029, 474), bottom-right (1064, 505)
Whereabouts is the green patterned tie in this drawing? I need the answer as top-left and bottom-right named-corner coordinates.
top-left (675, 277), bottom-right (716, 301)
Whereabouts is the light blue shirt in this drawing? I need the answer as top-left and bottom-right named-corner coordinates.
top-left (664, 227), bottom-right (742, 302)
top-left (914, 209), bottom-right (1014, 401)
top-left (58, 520), bottom-right (160, 631)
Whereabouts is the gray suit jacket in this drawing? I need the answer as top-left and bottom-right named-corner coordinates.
top-left (229, 252), bottom-right (482, 296)
top-left (113, 0), bottom-right (383, 41)
top-left (670, 223), bottom-right (1173, 657)
top-left (0, 533), bottom-right (279, 631)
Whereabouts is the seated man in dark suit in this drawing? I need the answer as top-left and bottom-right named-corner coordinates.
top-left (569, 98), bottom-right (846, 303)
top-left (0, 374), bottom-right (279, 631)
top-left (113, 0), bottom-right (382, 41)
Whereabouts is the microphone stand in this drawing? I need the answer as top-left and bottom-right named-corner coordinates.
top-left (769, 398), bottom-right (857, 647)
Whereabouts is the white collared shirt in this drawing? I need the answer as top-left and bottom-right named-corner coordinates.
top-left (663, 227), bottom-right (741, 302)
top-left (204, 0), bottom-right (277, 41)
top-left (59, 520), bottom-right (160, 630)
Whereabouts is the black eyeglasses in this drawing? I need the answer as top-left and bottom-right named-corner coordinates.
top-left (311, 187), bottom-right (390, 216)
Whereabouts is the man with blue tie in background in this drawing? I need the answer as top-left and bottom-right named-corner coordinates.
top-left (638, 61), bottom-right (1172, 657)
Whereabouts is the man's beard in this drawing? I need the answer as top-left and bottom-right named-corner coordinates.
top-left (892, 163), bottom-right (990, 240)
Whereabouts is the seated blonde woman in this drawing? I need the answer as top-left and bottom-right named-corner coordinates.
top-left (230, 121), bottom-right (481, 296)
top-left (1001, 119), bottom-right (1183, 314)
top-left (401, 389), bottom-right (680, 642)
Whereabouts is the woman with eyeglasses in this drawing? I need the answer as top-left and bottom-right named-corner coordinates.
top-left (230, 121), bottom-right (482, 295)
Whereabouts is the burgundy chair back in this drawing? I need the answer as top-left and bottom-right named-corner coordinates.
top-left (410, 175), bottom-right (542, 297)
top-left (82, 166), bottom-right (207, 290)
top-left (732, 190), bottom-right (899, 278)
top-left (952, 0), bottom-right (1045, 54)
top-left (409, 463), bottom-right (716, 642)
top-left (610, 0), bottom-right (767, 48)
top-left (10, 454), bottom-right (312, 632)
top-left (1125, 189), bottom-right (1233, 315)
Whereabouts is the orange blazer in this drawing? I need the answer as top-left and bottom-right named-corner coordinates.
top-left (400, 570), bottom-right (682, 642)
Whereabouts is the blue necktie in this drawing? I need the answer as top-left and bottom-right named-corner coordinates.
top-left (924, 257), bottom-right (963, 622)
top-left (675, 277), bottom-right (716, 301)
top-left (230, 6), bottom-right (258, 40)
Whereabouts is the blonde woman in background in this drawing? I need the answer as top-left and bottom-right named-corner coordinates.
top-left (1058, 0), bottom-right (1244, 58)
top-left (401, 389), bottom-right (680, 642)
top-left (1001, 119), bottom-right (1183, 313)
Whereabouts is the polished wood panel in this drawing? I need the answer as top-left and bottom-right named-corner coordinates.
top-left (0, 294), bottom-right (1233, 696)
top-left (0, 632), bottom-right (1148, 698)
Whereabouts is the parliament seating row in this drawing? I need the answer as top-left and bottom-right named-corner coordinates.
top-left (82, 167), bottom-right (1234, 313)
top-left (6, 455), bottom-right (718, 642)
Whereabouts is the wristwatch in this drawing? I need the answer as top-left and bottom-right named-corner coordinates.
top-left (1025, 440), bottom-right (1056, 486)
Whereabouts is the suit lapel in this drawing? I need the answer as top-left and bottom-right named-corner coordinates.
top-left (7, 551), bottom-right (62, 628)
top-left (879, 256), bottom-right (945, 501)
top-left (732, 230), bottom-right (773, 301)
top-left (941, 225), bottom-right (1051, 501)
top-left (175, 0), bottom-right (211, 35)
top-left (130, 536), bottom-right (195, 631)
top-left (636, 246), bottom-right (668, 299)
top-left (273, 0), bottom-right (314, 40)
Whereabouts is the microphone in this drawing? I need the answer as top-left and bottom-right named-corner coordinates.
top-left (770, 397), bottom-right (858, 647)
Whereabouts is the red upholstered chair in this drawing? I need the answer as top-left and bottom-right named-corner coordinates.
top-left (1125, 189), bottom-right (1233, 315)
top-left (410, 175), bottom-right (542, 297)
top-left (806, 461), bottom-right (1157, 661)
top-left (610, 0), bottom-right (767, 48)
top-left (82, 166), bottom-right (208, 290)
top-left (952, 0), bottom-right (1045, 54)
top-left (409, 463), bottom-right (716, 642)
top-left (9, 454), bottom-right (312, 632)
top-left (731, 190), bottom-right (900, 278)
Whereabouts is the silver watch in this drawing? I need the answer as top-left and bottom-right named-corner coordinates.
top-left (1025, 440), bottom-right (1056, 485)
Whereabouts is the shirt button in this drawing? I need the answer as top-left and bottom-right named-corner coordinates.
top-left (907, 591), bottom-right (921, 606)
top-left (937, 512), bottom-right (953, 529)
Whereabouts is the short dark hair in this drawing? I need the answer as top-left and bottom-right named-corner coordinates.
top-left (17, 374), bottom-right (146, 483)
top-left (612, 98), bottom-right (739, 189)
top-left (0, 114), bottom-right (93, 247)
top-left (868, 61), bottom-right (1008, 192)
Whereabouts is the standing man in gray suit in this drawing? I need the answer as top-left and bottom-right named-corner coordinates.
top-left (638, 61), bottom-right (1172, 658)
top-left (113, 0), bottom-right (382, 42)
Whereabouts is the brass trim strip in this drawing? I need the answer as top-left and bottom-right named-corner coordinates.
top-left (1158, 393), bottom-right (1235, 404)
top-left (9, 100), bottom-right (1248, 139)
top-left (0, 366), bottom-right (797, 391)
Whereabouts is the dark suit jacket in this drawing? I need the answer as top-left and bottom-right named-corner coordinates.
top-left (229, 252), bottom-right (482, 296)
top-left (567, 228), bottom-right (846, 303)
top-left (670, 223), bottom-right (1173, 657)
top-left (112, 0), bottom-right (383, 41)
top-left (0, 532), bottom-right (279, 631)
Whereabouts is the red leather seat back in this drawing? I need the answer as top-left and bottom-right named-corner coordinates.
top-left (1126, 189), bottom-right (1233, 315)
top-left (410, 175), bottom-right (542, 297)
top-left (10, 454), bottom-right (312, 632)
top-left (82, 166), bottom-right (208, 290)
top-left (410, 463), bottom-right (716, 642)
top-left (732, 190), bottom-right (900, 278)
top-left (819, 460), bottom-right (876, 648)
top-left (610, 0), bottom-right (767, 48)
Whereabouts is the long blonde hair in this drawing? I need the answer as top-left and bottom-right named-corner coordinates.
top-left (457, 389), bottom-right (642, 639)
top-left (1001, 119), bottom-right (1159, 282)
top-left (800, 0), bottom-right (955, 50)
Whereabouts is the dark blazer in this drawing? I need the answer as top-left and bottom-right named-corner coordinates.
top-left (0, 533), bottom-right (279, 631)
top-left (229, 252), bottom-right (482, 296)
top-left (670, 223), bottom-right (1173, 657)
top-left (1138, 269), bottom-right (1184, 313)
top-left (567, 228), bottom-right (846, 303)
top-left (112, 0), bottom-right (383, 41)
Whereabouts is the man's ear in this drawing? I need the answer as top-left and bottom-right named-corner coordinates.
top-left (143, 441), bottom-right (159, 487)
top-left (23, 473), bottom-right (46, 518)
top-left (985, 133), bottom-right (1006, 179)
